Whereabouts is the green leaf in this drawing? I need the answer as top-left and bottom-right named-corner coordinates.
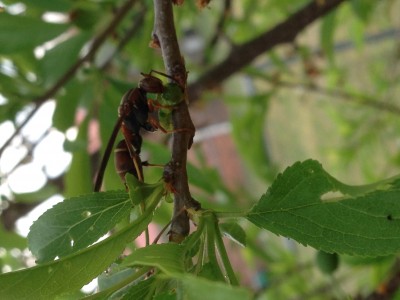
top-left (0, 183), bottom-right (164, 299)
top-left (350, 0), bottom-right (376, 22)
top-left (0, 207), bottom-right (153, 300)
top-left (28, 190), bottom-right (131, 263)
top-left (126, 174), bottom-right (158, 206)
top-left (219, 222), bottom-right (246, 247)
top-left (121, 243), bottom-right (185, 276)
top-left (178, 274), bottom-right (252, 300)
top-left (41, 32), bottom-right (91, 88)
top-left (0, 14), bottom-right (69, 54)
top-left (0, 224), bottom-right (27, 250)
top-left (53, 79), bottom-right (83, 132)
top-left (198, 262), bottom-right (226, 282)
top-left (153, 292), bottom-right (176, 300)
top-left (97, 267), bottom-right (135, 292)
top-left (70, 2), bottom-right (103, 30)
top-left (320, 11), bottom-right (336, 64)
top-left (22, 0), bottom-right (71, 12)
top-left (247, 159), bottom-right (400, 256)
top-left (119, 277), bottom-right (156, 300)
top-left (125, 174), bottom-right (166, 208)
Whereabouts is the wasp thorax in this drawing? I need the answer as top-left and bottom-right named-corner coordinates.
top-left (139, 74), bottom-right (164, 94)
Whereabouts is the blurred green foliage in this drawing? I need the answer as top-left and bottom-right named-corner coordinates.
top-left (1, 0), bottom-right (400, 298)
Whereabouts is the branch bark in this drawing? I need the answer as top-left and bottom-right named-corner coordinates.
top-left (153, 0), bottom-right (199, 243)
top-left (187, 0), bottom-right (347, 101)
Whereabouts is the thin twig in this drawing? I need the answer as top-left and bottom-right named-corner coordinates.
top-left (0, 0), bottom-right (138, 157)
top-left (153, 0), bottom-right (199, 243)
top-left (207, 0), bottom-right (231, 50)
top-left (2, 127), bottom-right (52, 177)
top-left (263, 77), bottom-right (400, 115)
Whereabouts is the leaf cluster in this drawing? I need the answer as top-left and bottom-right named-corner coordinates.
top-left (3, 160), bottom-right (400, 298)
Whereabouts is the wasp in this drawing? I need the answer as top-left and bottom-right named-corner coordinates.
top-left (94, 71), bottom-right (186, 192)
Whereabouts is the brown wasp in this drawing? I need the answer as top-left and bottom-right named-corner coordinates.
top-left (94, 71), bottom-right (186, 192)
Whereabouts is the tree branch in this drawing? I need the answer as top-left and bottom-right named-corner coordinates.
top-left (0, 0), bottom-right (138, 157)
top-left (153, 0), bottom-right (199, 243)
top-left (187, 0), bottom-right (347, 101)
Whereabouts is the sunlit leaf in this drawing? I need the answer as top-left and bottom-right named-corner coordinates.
top-left (247, 160), bottom-right (400, 256)
top-left (0, 183), bottom-right (164, 299)
top-left (0, 209), bottom-right (152, 300)
top-left (28, 190), bottom-right (131, 263)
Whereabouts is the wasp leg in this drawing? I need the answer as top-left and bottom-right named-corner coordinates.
top-left (121, 124), bottom-right (144, 182)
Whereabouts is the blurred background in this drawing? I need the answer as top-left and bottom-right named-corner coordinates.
top-left (1, 0), bottom-right (400, 298)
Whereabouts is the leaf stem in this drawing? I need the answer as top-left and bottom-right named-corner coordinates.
top-left (141, 202), bottom-right (150, 246)
top-left (212, 216), bottom-right (239, 286)
top-left (205, 219), bottom-right (225, 281)
top-left (183, 216), bottom-right (205, 253)
top-left (194, 234), bottom-right (206, 275)
top-left (214, 211), bottom-right (247, 219)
